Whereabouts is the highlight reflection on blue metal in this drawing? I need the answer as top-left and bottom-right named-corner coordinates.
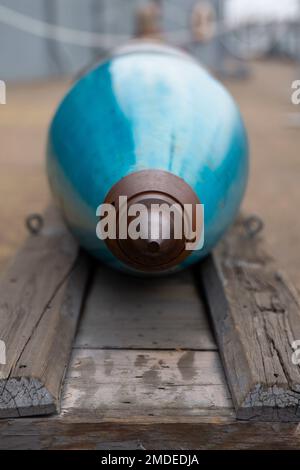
top-left (47, 43), bottom-right (249, 274)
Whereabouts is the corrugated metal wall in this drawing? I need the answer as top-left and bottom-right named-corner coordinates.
top-left (0, 0), bottom-right (155, 81)
top-left (0, 0), bottom-right (225, 81)
top-left (0, 0), bottom-right (54, 81)
top-left (0, 1), bottom-right (299, 81)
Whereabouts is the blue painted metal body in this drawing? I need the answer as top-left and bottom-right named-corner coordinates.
top-left (47, 43), bottom-right (249, 274)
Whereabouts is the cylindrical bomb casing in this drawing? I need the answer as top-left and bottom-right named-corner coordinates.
top-left (47, 42), bottom-right (249, 275)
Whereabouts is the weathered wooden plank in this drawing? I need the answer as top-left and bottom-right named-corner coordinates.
top-left (60, 349), bottom-right (231, 420)
top-left (196, 216), bottom-right (300, 422)
top-left (1, 416), bottom-right (300, 450)
top-left (0, 206), bottom-right (91, 418)
top-left (75, 266), bottom-right (216, 350)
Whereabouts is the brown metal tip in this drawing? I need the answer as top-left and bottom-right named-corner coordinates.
top-left (103, 170), bottom-right (201, 273)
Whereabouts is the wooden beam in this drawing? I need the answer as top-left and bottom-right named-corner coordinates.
top-left (0, 206), bottom-right (91, 418)
top-left (196, 215), bottom-right (300, 422)
top-left (0, 416), bottom-right (300, 450)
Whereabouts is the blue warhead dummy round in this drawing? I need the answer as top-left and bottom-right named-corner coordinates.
top-left (47, 42), bottom-right (249, 275)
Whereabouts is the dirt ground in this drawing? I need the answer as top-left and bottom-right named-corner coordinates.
top-left (0, 60), bottom-right (299, 288)
top-left (225, 60), bottom-right (300, 289)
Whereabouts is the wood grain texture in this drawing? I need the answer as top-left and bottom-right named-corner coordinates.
top-left (0, 206), bottom-right (91, 418)
top-left (0, 416), bottom-right (300, 450)
top-left (75, 265), bottom-right (216, 350)
top-left (61, 349), bottom-right (231, 420)
top-left (67, 264), bottom-right (228, 421)
top-left (196, 216), bottom-right (300, 422)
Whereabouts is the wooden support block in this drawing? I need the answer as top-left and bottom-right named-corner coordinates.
top-left (0, 206), bottom-right (91, 418)
top-left (196, 216), bottom-right (300, 422)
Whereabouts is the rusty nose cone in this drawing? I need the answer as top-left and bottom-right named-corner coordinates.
top-left (103, 170), bottom-right (201, 273)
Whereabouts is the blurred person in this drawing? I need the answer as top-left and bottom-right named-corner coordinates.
top-left (191, 1), bottom-right (216, 43)
top-left (135, 1), bottom-right (162, 40)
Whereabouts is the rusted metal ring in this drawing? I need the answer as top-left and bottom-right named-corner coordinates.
top-left (103, 170), bottom-right (201, 272)
top-left (243, 215), bottom-right (264, 239)
top-left (25, 214), bottom-right (44, 236)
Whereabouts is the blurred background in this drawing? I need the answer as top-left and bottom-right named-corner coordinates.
top-left (0, 0), bottom-right (299, 287)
